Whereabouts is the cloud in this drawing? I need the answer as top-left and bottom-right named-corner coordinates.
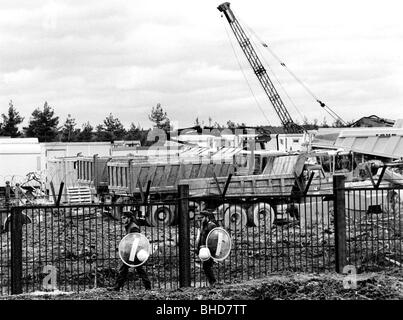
top-left (0, 0), bottom-right (402, 130)
top-left (2, 68), bottom-right (46, 85)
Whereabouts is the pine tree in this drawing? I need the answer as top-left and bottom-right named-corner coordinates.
top-left (212, 121), bottom-right (222, 129)
top-left (1, 100), bottom-right (24, 137)
top-left (125, 123), bottom-right (140, 140)
top-left (148, 103), bottom-right (171, 132)
top-left (321, 117), bottom-right (329, 128)
top-left (77, 122), bottom-right (94, 142)
top-left (208, 116), bottom-right (213, 127)
top-left (60, 114), bottom-right (79, 142)
top-left (226, 120), bottom-right (236, 129)
top-left (332, 119), bottom-right (345, 128)
top-left (96, 113), bottom-right (126, 142)
top-left (24, 101), bottom-right (59, 142)
top-left (125, 123), bottom-right (149, 146)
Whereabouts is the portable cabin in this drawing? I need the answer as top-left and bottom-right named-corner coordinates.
top-left (0, 138), bottom-right (41, 187)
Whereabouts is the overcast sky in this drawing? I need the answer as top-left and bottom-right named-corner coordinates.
top-left (1, 0), bottom-right (402, 130)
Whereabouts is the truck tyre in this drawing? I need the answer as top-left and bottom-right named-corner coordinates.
top-left (247, 202), bottom-right (274, 227)
top-left (146, 205), bottom-right (175, 227)
top-left (223, 204), bottom-right (247, 232)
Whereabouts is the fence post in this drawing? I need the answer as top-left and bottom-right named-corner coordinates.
top-left (333, 174), bottom-right (346, 273)
top-left (5, 181), bottom-right (11, 208)
top-left (11, 207), bottom-right (23, 294)
top-left (178, 184), bottom-right (191, 287)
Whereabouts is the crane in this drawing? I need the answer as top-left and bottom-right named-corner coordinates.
top-left (218, 2), bottom-right (305, 134)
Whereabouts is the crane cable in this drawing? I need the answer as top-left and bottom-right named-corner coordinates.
top-left (280, 61), bottom-right (346, 124)
top-left (242, 21), bottom-right (347, 125)
top-left (221, 17), bottom-right (272, 126)
top-left (262, 41), bottom-right (346, 124)
top-left (242, 22), bottom-right (305, 122)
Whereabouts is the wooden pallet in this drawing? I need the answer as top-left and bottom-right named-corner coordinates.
top-left (67, 186), bottom-right (92, 204)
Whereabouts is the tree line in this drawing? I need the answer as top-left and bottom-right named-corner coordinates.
top-left (0, 100), bottom-right (351, 144)
top-left (0, 101), bottom-right (172, 144)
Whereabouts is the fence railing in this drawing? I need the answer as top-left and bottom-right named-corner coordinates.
top-left (1, 202), bottom-right (180, 295)
top-left (0, 176), bottom-right (402, 295)
top-left (344, 186), bottom-right (402, 271)
top-left (186, 195), bottom-right (335, 288)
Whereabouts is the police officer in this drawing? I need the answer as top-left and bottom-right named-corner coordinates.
top-left (109, 211), bottom-right (151, 291)
top-left (196, 210), bottom-right (219, 286)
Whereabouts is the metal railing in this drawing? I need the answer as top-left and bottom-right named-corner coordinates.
top-left (0, 177), bottom-right (402, 295)
top-left (188, 196), bottom-right (335, 287)
top-left (344, 187), bottom-right (402, 271)
top-left (1, 202), bottom-right (180, 295)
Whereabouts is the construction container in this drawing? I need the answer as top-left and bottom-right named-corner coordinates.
top-left (0, 138), bottom-right (41, 187)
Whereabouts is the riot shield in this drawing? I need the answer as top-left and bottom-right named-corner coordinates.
top-left (118, 232), bottom-right (151, 267)
top-left (205, 227), bottom-right (232, 261)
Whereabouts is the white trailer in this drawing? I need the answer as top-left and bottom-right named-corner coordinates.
top-left (40, 141), bottom-right (112, 174)
top-left (0, 138), bottom-right (41, 187)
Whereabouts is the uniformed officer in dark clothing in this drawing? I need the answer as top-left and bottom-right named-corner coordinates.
top-left (110, 211), bottom-right (151, 291)
top-left (196, 210), bottom-right (219, 286)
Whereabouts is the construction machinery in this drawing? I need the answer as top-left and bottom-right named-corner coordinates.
top-left (179, 152), bottom-right (331, 231)
top-left (217, 2), bottom-right (304, 134)
top-left (74, 155), bottom-right (237, 226)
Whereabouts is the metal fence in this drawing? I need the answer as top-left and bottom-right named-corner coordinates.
top-left (344, 187), bottom-right (402, 271)
top-left (188, 195), bottom-right (335, 288)
top-left (0, 177), bottom-right (402, 295)
top-left (1, 202), bottom-right (180, 295)
top-left (0, 207), bottom-right (11, 295)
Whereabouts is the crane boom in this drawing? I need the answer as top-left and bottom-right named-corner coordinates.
top-left (218, 2), bottom-right (304, 134)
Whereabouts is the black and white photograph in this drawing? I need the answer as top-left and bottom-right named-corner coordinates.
top-left (0, 0), bottom-right (402, 312)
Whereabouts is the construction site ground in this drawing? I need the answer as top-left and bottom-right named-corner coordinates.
top-left (2, 270), bottom-right (402, 300)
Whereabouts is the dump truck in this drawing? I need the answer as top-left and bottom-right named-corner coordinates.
top-left (107, 160), bottom-right (237, 226)
top-left (74, 155), bottom-right (237, 226)
top-left (74, 152), bottom-right (327, 228)
top-left (76, 156), bottom-right (236, 198)
top-left (178, 153), bottom-right (332, 231)
top-left (179, 154), bottom-right (403, 232)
